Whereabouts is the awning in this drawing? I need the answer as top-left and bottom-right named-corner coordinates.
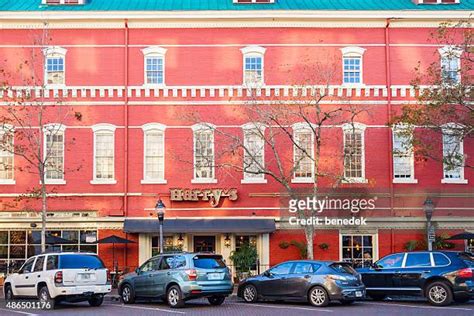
top-left (123, 218), bottom-right (276, 234)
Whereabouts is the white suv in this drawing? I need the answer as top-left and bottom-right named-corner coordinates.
top-left (4, 252), bottom-right (111, 308)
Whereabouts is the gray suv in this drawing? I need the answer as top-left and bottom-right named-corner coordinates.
top-left (118, 252), bottom-right (233, 308)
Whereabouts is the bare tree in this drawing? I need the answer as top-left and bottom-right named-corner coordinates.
top-left (0, 26), bottom-right (80, 253)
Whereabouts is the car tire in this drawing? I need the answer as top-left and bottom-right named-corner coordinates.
top-left (426, 281), bottom-right (453, 306)
top-left (120, 284), bottom-right (135, 304)
top-left (242, 284), bottom-right (258, 303)
top-left (38, 286), bottom-right (55, 310)
top-left (167, 285), bottom-right (185, 308)
top-left (454, 294), bottom-right (471, 304)
top-left (308, 286), bottom-right (330, 307)
top-left (368, 293), bottom-right (386, 301)
top-left (4, 285), bottom-right (14, 301)
top-left (340, 300), bottom-right (355, 305)
top-left (88, 294), bottom-right (104, 307)
top-left (208, 296), bottom-right (226, 306)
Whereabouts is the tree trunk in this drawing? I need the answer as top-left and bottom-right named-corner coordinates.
top-left (304, 226), bottom-right (314, 259)
top-left (40, 178), bottom-right (47, 253)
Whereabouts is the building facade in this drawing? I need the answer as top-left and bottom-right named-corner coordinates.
top-left (0, 0), bottom-right (473, 277)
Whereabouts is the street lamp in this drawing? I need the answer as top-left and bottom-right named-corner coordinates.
top-left (423, 197), bottom-right (435, 251)
top-left (155, 198), bottom-right (166, 254)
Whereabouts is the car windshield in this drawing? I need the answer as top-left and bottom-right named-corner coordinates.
top-left (330, 263), bottom-right (357, 275)
top-left (193, 255), bottom-right (226, 269)
top-left (59, 255), bottom-right (105, 269)
top-left (458, 252), bottom-right (474, 268)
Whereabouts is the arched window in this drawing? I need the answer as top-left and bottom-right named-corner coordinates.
top-left (240, 46), bottom-right (266, 86)
top-left (43, 46), bottom-right (67, 86)
top-left (142, 123), bottom-right (167, 184)
top-left (142, 46), bottom-right (167, 85)
top-left (292, 122), bottom-right (314, 183)
top-left (242, 123), bottom-right (266, 183)
top-left (342, 122), bottom-right (367, 183)
top-left (341, 46), bottom-right (366, 85)
top-left (0, 124), bottom-right (14, 184)
top-left (91, 124), bottom-right (116, 184)
top-left (43, 123), bottom-right (66, 184)
top-left (438, 46), bottom-right (461, 84)
top-left (192, 123), bottom-right (216, 183)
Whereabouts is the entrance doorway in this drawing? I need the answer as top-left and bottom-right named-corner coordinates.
top-left (193, 236), bottom-right (216, 253)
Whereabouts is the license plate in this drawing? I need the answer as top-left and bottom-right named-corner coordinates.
top-left (207, 273), bottom-right (224, 280)
top-left (79, 273), bottom-right (95, 281)
top-left (355, 291), bottom-right (363, 297)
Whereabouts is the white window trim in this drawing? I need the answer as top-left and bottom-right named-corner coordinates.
top-left (339, 231), bottom-right (379, 262)
top-left (42, 123), bottom-right (66, 185)
top-left (291, 122), bottom-right (315, 183)
top-left (342, 122), bottom-right (368, 184)
top-left (191, 123), bottom-right (217, 184)
top-left (392, 125), bottom-right (418, 184)
top-left (441, 123), bottom-right (467, 184)
top-left (438, 45), bottom-right (462, 84)
top-left (241, 122), bottom-right (267, 184)
top-left (42, 46), bottom-right (67, 88)
top-left (240, 45), bottom-right (266, 87)
top-left (233, 0), bottom-right (275, 3)
top-left (0, 124), bottom-right (15, 185)
top-left (341, 46), bottom-right (366, 87)
top-left (141, 123), bottom-right (167, 184)
top-left (90, 123), bottom-right (117, 185)
top-left (42, 0), bottom-right (85, 4)
top-left (142, 46), bottom-right (167, 87)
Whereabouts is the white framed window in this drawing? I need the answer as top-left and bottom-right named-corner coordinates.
top-left (438, 46), bottom-right (461, 84)
top-left (91, 124), bottom-right (116, 185)
top-left (441, 123), bottom-right (467, 184)
top-left (42, 46), bottom-right (67, 87)
top-left (340, 233), bottom-right (378, 269)
top-left (43, 124), bottom-right (66, 185)
top-left (341, 46), bottom-right (366, 85)
top-left (241, 123), bottom-right (266, 184)
top-left (0, 125), bottom-right (15, 185)
top-left (342, 123), bottom-right (367, 183)
top-left (392, 125), bottom-right (417, 183)
top-left (292, 123), bottom-right (314, 183)
top-left (141, 123), bottom-right (167, 184)
top-left (240, 46), bottom-right (266, 86)
top-left (142, 46), bottom-right (167, 86)
top-left (192, 123), bottom-right (216, 184)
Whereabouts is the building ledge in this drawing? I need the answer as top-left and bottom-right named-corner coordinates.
top-left (43, 179), bottom-right (66, 185)
top-left (393, 178), bottom-right (418, 184)
top-left (0, 179), bottom-right (16, 185)
top-left (141, 179), bottom-right (167, 184)
top-left (191, 178), bottom-right (217, 184)
top-left (441, 178), bottom-right (468, 184)
top-left (241, 178), bottom-right (267, 184)
top-left (342, 178), bottom-right (369, 184)
top-left (291, 178), bottom-right (314, 184)
top-left (90, 179), bottom-right (117, 185)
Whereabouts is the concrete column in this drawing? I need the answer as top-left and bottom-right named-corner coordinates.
top-left (138, 234), bottom-right (151, 265)
top-left (260, 233), bottom-right (270, 271)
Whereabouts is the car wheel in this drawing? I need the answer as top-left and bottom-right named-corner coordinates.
top-left (340, 300), bottom-right (355, 305)
top-left (368, 293), bottom-right (386, 301)
top-left (454, 294), bottom-right (471, 304)
top-left (308, 286), bottom-right (329, 307)
top-left (426, 281), bottom-right (453, 306)
top-left (208, 296), bottom-right (226, 306)
top-left (4, 285), bottom-right (14, 301)
top-left (38, 286), bottom-right (55, 310)
top-left (120, 284), bottom-right (135, 304)
top-left (88, 294), bottom-right (104, 307)
top-left (242, 284), bottom-right (258, 303)
top-left (167, 285), bottom-right (185, 308)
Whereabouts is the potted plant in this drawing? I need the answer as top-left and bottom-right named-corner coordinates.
top-left (229, 244), bottom-right (258, 281)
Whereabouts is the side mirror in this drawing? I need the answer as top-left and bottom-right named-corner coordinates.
top-left (135, 268), bottom-right (140, 275)
top-left (263, 270), bottom-right (272, 277)
top-left (371, 262), bottom-right (381, 270)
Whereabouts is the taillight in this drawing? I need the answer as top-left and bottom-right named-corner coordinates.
top-left (54, 271), bottom-right (63, 284)
top-left (456, 268), bottom-right (473, 278)
top-left (185, 269), bottom-right (197, 281)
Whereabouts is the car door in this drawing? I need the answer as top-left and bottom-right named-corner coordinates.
top-left (29, 256), bottom-right (45, 297)
top-left (397, 252), bottom-right (432, 291)
top-left (361, 253), bottom-right (406, 290)
top-left (284, 262), bottom-right (315, 297)
top-left (14, 257), bottom-right (36, 297)
top-left (134, 257), bottom-right (160, 297)
top-left (258, 262), bottom-right (294, 297)
top-left (152, 255), bottom-right (175, 297)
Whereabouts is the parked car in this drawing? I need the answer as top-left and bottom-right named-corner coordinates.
top-left (118, 252), bottom-right (233, 308)
top-left (4, 252), bottom-right (111, 309)
top-left (357, 251), bottom-right (474, 306)
top-left (237, 260), bottom-right (365, 307)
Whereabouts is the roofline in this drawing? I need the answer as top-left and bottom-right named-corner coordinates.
top-left (0, 10), bottom-right (472, 21)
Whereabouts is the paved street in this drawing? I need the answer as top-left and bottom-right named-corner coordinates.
top-left (0, 296), bottom-right (472, 316)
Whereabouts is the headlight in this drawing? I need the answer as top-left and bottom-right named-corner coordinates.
top-left (327, 274), bottom-right (348, 281)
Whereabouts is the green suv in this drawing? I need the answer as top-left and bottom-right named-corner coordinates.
top-left (118, 252), bottom-right (233, 308)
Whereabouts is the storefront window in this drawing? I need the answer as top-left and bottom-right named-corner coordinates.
top-left (468, 239), bottom-right (474, 253)
top-left (342, 234), bottom-right (374, 268)
top-left (235, 235), bottom-right (257, 251)
top-left (152, 236), bottom-right (176, 256)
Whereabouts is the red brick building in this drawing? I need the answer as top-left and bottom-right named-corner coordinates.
top-left (0, 0), bottom-right (473, 277)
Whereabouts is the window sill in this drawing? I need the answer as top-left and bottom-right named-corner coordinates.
top-left (441, 178), bottom-right (468, 184)
top-left (342, 178), bottom-right (369, 184)
top-left (0, 179), bottom-right (16, 185)
top-left (142, 83), bottom-right (166, 88)
top-left (291, 178), bottom-right (314, 184)
top-left (45, 84), bottom-right (66, 89)
top-left (393, 178), bottom-right (418, 184)
top-left (42, 179), bottom-right (66, 185)
top-left (241, 178), bottom-right (267, 184)
top-left (191, 178), bottom-right (217, 184)
top-left (90, 179), bottom-right (117, 185)
top-left (242, 83), bottom-right (266, 89)
top-left (341, 83), bottom-right (366, 88)
top-left (141, 179), bottom-right (168, 185)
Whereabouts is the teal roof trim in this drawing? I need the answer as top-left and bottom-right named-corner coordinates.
top-left (1, 0), bottom-right (474, 12)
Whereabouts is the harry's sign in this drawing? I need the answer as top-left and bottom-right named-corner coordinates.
top-left (170, 188), bottom-right (238, 207)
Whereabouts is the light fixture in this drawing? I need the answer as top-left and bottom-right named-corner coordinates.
top-left (224, 234), bottom-right (231, 248)
top-left (177, 234), bottom-right (184, 247)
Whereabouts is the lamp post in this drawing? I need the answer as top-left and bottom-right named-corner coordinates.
top-left (155, 198), bottom-right (166, 254)
top-left (423, 197), bottom-right (435, 251)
